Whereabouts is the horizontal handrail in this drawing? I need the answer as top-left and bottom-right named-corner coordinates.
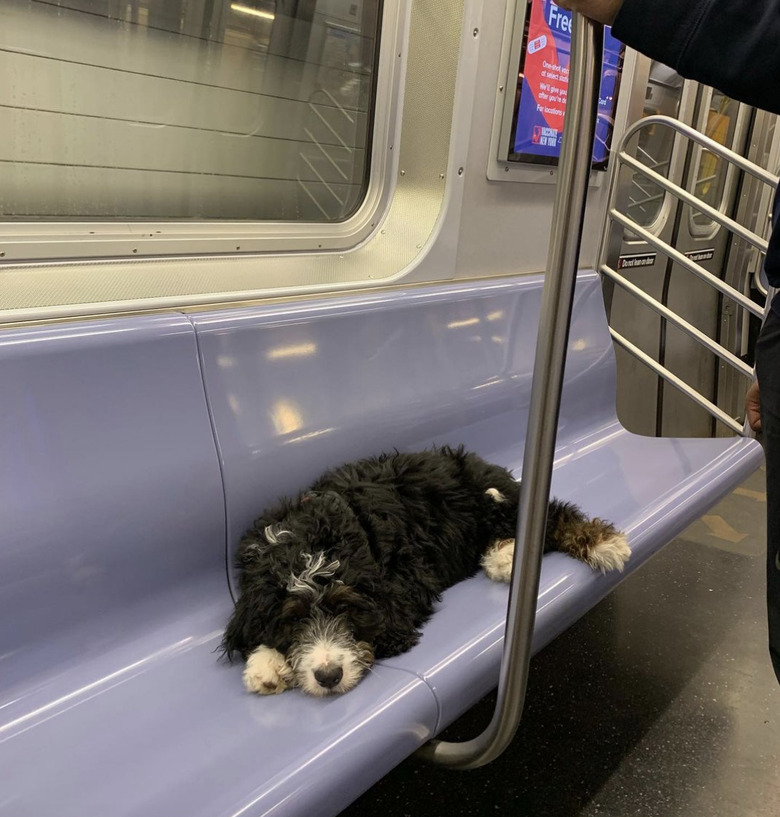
top-left (600, 114), bottom-right (778, 437)
top-left (609, 329), bottom-right (744, 435)
top-left (622, 116), bottom-right (779, 189)
top-left (601, 263), bottom-right (753, 379)
top-left (629, 189), bottom-right (666, 208)
top-left (618, 151), bottom-right (770, 254)
top-left (608, 209), bottom-right (764, 319)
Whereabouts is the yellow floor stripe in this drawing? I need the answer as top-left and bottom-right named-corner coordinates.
top-left (733, 487), bottom-right (767, 502)
top-left (702, 515), bottom-right (748, 544)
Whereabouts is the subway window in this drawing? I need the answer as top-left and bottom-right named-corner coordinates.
top-left (624, 62), bottom-right (684, 230)
top-left (0, 0), bottom-right (381, 223)
top-left (689, 90), bottom-right (743, 233)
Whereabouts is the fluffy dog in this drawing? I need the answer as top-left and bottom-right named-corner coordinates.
top-left (222, 447), bottom-right (629, 696)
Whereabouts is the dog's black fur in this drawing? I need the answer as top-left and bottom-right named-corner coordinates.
top-left (222, 447), bottom-right (627, 695)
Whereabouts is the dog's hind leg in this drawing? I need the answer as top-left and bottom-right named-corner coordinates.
top-left (547, 499), bottom-right (630, 572)
top-left (243, 645), bottom-right (295, 694)
top-left (481, 500), bottom-right (630, 582)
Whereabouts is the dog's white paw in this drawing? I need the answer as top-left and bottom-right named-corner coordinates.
top-left (481, 538), bottom-right (515, 583)
top-left (587, 532), bottom-right (631, 573)
top-left (243, 646), bottom-right (293, 695)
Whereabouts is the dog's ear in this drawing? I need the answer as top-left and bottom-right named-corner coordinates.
top-left (221, 575), bottom-right (288, 660)
top-left (325, 584), bottom-right (385, 642)
top-left (221, 594), bottom-right (260, 660)
top-left (333, 582), bottom-right (423, 657)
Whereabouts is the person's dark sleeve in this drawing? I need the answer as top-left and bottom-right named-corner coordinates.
top-left (612, 0), bottom-right (780, 115)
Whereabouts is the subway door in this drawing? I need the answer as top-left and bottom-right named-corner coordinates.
top-left (607, 60), bottom-right (697, 436)
top-left (660, 88), bottom-right (752, 436)
top-left (716, 109), bottom-right (780, 430)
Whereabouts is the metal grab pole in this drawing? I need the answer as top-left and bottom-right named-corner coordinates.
top-left (416, 16), bottom-right (603, 770)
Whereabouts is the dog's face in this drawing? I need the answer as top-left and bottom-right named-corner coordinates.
top-left (281, 579), bottom-right (379, 696)
top-left (233, 492), bottom-right (383, 695)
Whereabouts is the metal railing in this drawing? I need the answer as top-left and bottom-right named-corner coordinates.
top-left (417, 15), bottom-right (602, 769)
top-left (600, 116), bottom-right (779, 435)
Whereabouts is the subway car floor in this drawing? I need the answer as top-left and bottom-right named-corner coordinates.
top-left (339, 465), bottom-right (780, 817)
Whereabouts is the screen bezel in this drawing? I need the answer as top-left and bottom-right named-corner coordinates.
top-left (506, 0), bottom-right (625, 171)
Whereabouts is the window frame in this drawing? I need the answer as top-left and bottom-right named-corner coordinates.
top-left (621, 66), bottom-right (698, 241)
top-left (686, 87), bottom-right (752, 240)
top-left (0, 0), bottom-right (399, 264)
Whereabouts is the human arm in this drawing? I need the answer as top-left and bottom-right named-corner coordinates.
top-left (746, 381), bottom-right (762, 433)
top-left (556, 0), bottom-right (780, 116)
top-left (554, 0), bottom-right (622, 25)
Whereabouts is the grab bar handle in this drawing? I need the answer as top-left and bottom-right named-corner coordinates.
top-left (621, 116), bottom-right (779, 190)
top-left (416, 15), bottom-right (603, 769)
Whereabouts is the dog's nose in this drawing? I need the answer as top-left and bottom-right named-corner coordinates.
top-left (314, 664), bottom-right (343, 689)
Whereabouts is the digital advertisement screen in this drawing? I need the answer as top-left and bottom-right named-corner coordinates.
top-left (508, 0), bottom-right (624, 169)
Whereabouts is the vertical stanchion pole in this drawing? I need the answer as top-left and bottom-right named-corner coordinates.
top-left (416, 15), bottom-right (603, 770)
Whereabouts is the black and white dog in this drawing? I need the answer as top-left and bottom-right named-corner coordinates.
top-left (222, 447), bottom-right (629, 697)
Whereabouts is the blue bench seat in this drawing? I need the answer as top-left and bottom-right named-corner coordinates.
top-left (0, 273), bottom-right (762, 817)
top-left (383, 433), bottom-right (758, 730)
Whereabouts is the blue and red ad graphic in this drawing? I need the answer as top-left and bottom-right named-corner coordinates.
top-left (512, 0), bottom-right (622, 166)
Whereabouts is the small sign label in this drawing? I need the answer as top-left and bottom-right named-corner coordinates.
top-left (683, 248), bottom-right (715, 263)
top-left (617, 252), bottom-right (657, 270)
top-left (528, 34), bottom-right (548, 55)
